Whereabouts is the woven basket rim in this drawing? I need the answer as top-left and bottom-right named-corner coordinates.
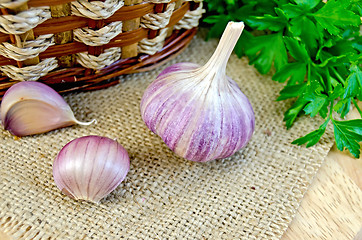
top-left (0, 0), bottom-right (203, 98)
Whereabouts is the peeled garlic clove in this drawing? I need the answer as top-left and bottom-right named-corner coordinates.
top-left (0, 81), bottom-right (94, 136)
top-left (53, 136), bottom-right (130, 203)
top-left (140, 22), bottom-right (255, 162)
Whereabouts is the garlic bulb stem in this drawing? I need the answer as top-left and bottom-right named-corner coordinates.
top-left (199, 22), bottom-right (245, 76)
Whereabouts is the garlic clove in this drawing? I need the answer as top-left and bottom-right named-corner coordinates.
top-left (1, 81), bottom-right (95, 136)
top-left (53, 136), bottom-right (130, 203)
top-left (141, 22), bottom-right (255, 162)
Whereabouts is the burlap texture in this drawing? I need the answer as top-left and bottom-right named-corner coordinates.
top-left (0, 32), bottom-right (334, 239)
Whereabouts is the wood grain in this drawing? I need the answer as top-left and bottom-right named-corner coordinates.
top-left (0, 229), bottom-right (10, 240)
top-left (333, 146), bottom-right (362, 189)
top-left (283, 103), bottom-right (362, 240)
top-left (282, 148), bottom-right (362, 240)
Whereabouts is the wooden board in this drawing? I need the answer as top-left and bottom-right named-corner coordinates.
top-left (0, 230), bottom-right (10, 240)
top-left (283, 104), bottom-right (362, 240)
top-left (282, 146), bottom-right (362, 240)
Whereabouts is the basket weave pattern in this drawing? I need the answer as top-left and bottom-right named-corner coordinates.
top-left (0, 0), bottom-right (204, 97)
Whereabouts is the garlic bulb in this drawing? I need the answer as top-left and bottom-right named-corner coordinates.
top-left (53, 136), bottom-right (130, 203)
top-left (140, 22), bottom-right (255, 162)
top-left (0, 81), bottom-right (95, 136)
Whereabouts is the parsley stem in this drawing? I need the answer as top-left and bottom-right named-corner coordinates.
top-left (328, 100), bottom-right (334, 120)
top-left (326, 68), bottom-right (332, 94)
top-left (331, 67), bottom-right (345, 85)
top-left (307, 63), bottom-right (311, 85)
top-left (352, 98), bottom-right (362, 118)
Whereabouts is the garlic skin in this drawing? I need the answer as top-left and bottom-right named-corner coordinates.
top-left (0, 81), bottom-right (94, 136)
top-left (140, 22), bottom-right (255, 162)
top-left (53, 136), bottom-right (130, 203)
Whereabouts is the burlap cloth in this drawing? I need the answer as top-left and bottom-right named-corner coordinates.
top-left (0, 31), bottom-right (334, 239)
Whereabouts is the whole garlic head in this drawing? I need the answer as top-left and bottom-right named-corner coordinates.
top-left (141, 22), bottom-right (255, 162)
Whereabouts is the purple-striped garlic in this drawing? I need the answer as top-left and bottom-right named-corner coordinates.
top-left (53, 136), bottom-right (130, 203)
top-left (140, 22), bottom-right (255, 162)
top-left (0, 81), bottom-right (95, 136)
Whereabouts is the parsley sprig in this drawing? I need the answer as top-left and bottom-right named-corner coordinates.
top-left (203, 0), bottom-right (362, 157)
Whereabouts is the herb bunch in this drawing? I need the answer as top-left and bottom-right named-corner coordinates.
top-left (203, 0), bottom-right (362, 157)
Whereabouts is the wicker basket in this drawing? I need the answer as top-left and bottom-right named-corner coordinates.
top-left (0, 0), bottom-right (204, 98)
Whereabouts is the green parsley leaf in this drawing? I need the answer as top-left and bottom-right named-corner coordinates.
top-left (329, 75), bottom-right (340, 89)
top-left (328, 83), bottom-right (345, 100)
top-left (293, 0), bottom-right (320, 10)
top-left (350, 1), bottom-right (362, 16)
top-left (282, 4), bottom-right (304, 18)
top-left (204, 15), bottom-right (230, 40)
top-left (246, 8), bottom-right (287, 31)
top-left (251, 0), bottom-right (277, 15)
top-left (312, 0), bottom-right (361, 35)
top-left (315, 39), bottom-right (335, 61)
top-left (316, 55), bottom-right (351, 68)
top-left (334, 98), bottom-right (352, 119)
top-left (303, 93), bottom-right (328, 117)
top-left (277, 82), bottom-right (307, 101)
top-left (352, 43), bottom-right (362, 55)
top-left (225, 0), bottom-right (236, 5)
top-left (283, 37), bottom-right (310, 62)
top-left (204, 0), bottom-right (227, 13)
top-left (283, 97), bottom-right (308, 129)
top-left (352, 98), bottom-right (362, 118)
top-left (244, 32), bottom-right (288, 74)
top-left (273, 62), bottom-right (307, 85)
top-left (289, 16), bottom-right (320, 53)
top-left (231, 4), bottom-right (256, 21)
top-left (309, 69), bottom-right (325, 93)
top-left (234, 30), bottom-right (253, 58)
top-left (328, 38), bottom-right (359, 61)
top-left (332, 119), bottom-right (362, 158)
top-left (344, 65), bottom-right (362, 99)
top-left (292, 120), bottom-right (329, 147)
top-left (281, 0), bottom-right (319, 19)
top-left (319, 101), bottom-right (330, 119)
